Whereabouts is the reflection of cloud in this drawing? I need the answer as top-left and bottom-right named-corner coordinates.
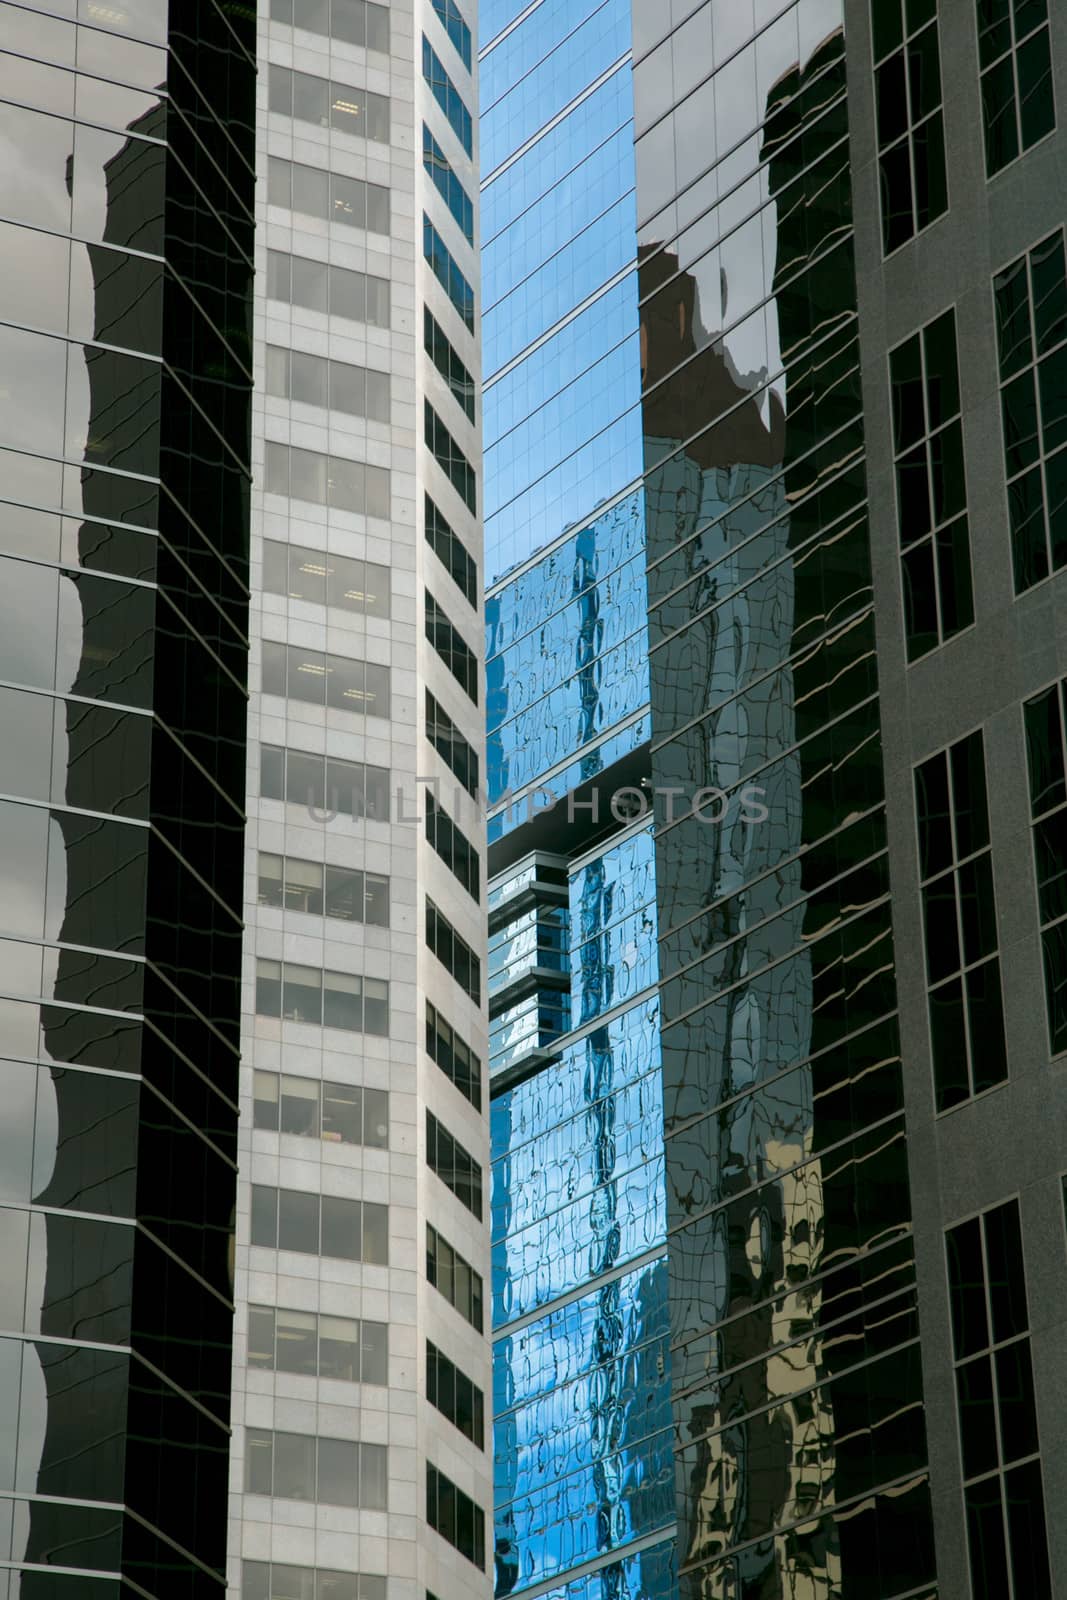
top-left (635, 1), bottom-right (847, 423)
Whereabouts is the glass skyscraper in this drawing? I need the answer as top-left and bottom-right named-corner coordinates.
top-left (484, 2), bottom-right (1066, 1599)
top-left (0, 1), bottom-right (255, 1594)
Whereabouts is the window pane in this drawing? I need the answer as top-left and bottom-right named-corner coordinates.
top-left (286, 752), bottom-right (325, 810)
top-left (263, 539), bottom-right (289, 596)
top-left (292, 350), bottom-right (329, 408)
top-left (267, 250), bottom-right (291, 301)
top-left (278, 1190), bottom-right (321, 1253)
top-left (274, 1432), bottom-right (316, 1501)
top-left (283, 964), bottom-right (323, 1024)
top-left (324, 971), bottom-right (364, 1031)
top-left (321, 1195), bottom-right (361, 1260)
top-left (289, 646), bottom-right (329, 705)
top-left (253, 1070), bottom-right (280, 1129)
top-left (324, 865), bottom-right (364, 921)
top-left (266, 343), bottom-right (290, 398)
top-left (361, 1201), bottom-right (389, 1265)
top-left (329, 360), bottom-right (366, 416)
top-left (363, 977), bottom-right (389, 1035)
top-left (251, 1185), bottom-right (278, 1247)
top-left (359, 1442), bottom-right (388, 1510)
top-left (330, 264), bottom-right (366, 322)
top-left (276, 1308), bottom-right (318, 1376)
top-left (319, 1314), bottom-right (360, 1381)
top-left (362, 1088), bottom-right (389, 1148)
top-left (328, 653), bottom-right (367, 714)
top-left (261, 745), bottom-right (286, 801)
top-left (245, 1429), bottom-right (274, 1494)
top-left (256, 958), bottom-right (282, 1017)
top-left (317, 1437), bottom-right (359, 1507)
top-left (292, 254), bottom-right (328, 311)
top-left (984, 1200), bottom-right (1028, 1341)
top-left (280, 1075), bottom-right (320, 1137)
top-left (322, 1080), bottom-right (362, 1143)
top-left (364, 873), bottom-right (389, 926)
top-left (262, 641), bottom-right (288, 698)
top-left (271, 1565), bottom-right (315, 1600)
top-left (360, 1320), bottom-right (388, 1385)
top-left (995, 1340), bottom-right (1040, 1463)
top-left (363, 561), bottom-right (390, 618)
top-left (364, 663), bottom-right (391, 717)
top-left (247, 1305), bottom-right (275, 1369)
top-left (326, 552), bottom-right (367, 611)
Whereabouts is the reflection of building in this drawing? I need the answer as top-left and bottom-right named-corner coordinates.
top-left (0, 9), bottom-right (254, 1599)
top-left (480, 0), bottom-right (1067, 1597)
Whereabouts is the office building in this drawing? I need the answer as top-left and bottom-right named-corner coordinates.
top-left (228, 4), bottom-right (491, 1600)
top-left (484, 2), bottom-right (1067, 1599)
top-left (0, 0), bottom-right (255, 1595)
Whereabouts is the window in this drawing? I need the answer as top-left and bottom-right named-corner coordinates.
top-left (430, 0), bottom-right (471, 70)
top-left (424, 306), bottom-right (475, 421)
top-left (269, 0), bottom-right (390, 53)
top-left (264, 441), bottom-right (391, 518)
top-left (977, 0), bottom-right (1054, 176)
top-left (250, 1186), bottom-right (389, 1264)
top-left (262, 641), bottom-right (391, 718)
top-left (426, 689), bottom-right (478, 798)
top-left (426, 1002), bottom-right (481, 1111)
top-left (426, 1110), bottom-right (482, 1218)
top-left (421, 36), bottom-right (472, 156)
top-left (248, 1305), bottom-right (388, 1384)
top-left (255, 959), bottom-right (390, 1036)
top-left (872, 0), bottom-right (947, 253)
top-left (423, 127), bottom-right (473, 247)
top-left (268, 65), bottom-right (390, 143)
top-left (253, 1071), bottom-right (389, 1147)
top-left (946, 1200), bottom-right (1051, 1599)
top-left (244, 1564), bottom-right (385, 1600)
top-left (426, 1464), bottom-right (484, 1568)
top-left (259, 744), bottom-right (389, 821)
top-left (245, 1429), bottom-right (387, 1509)
top-left (426, 1340), bottom-right (483, 1448)
top-left (424, 216), bottom-right (474, 332)
top-left (267, 156), bottom-right (390, 236)
top-left (426, 401), bottom-right (476, 513)
top-left (426, 592), bottom-right (479, 703)
top-left (425, 494), bottom-right (476, 605)
top-left (258, 852), bottom-right (389, 926)
top-left (427, 899), bottom-right (481, 1003)
top-left (915, 730), bottom-right (1008, 1110)
top-left (889, 307), bottom-right (974, 658)
top-left (425, 792), bottom-right (479, 900)
top-left (266, 347), bottom-right (391, 424)
top-left (1023, 677), bottom-right (1067, 1054)
top-left (263, 539), bottom-right (390, 617)
top-left (266, 249), bottom-right (390, 329)
top-left (993, 229), bottom-right (1067, 591)
top-left (426, 1222), bottom-right (482, 1330)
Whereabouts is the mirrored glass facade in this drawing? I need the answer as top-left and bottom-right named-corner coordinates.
top-left (0, 0), bottom-right (255, 1594)
top-left (486, 0), bottom-right (1067, 1597)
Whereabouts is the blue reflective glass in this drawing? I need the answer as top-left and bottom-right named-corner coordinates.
top-left (570, 829), bottom-right (659, 1023)
top-left (486, 408), bottom-right (643, 586)
top-left (507, 1538), bottom-right (676, 1600)
top-left (495, 1428), bottom-right (675, 1591)
top-left (491, 998), bottom-right (666, 1322)
top-left (486, 332), bottom-right (640, 517)
top-left (423, 34), bottom-right (473, 156)
top-left (482, 68), bottom-right (633, 243)
top-left (486, 273), bottom-right (639, 448)
top-left (481, 0), bottom-right (631, 174)
top-left (487, 714), bottom-right (651, 840)
top-left (431, 0), bottom-right (472, 70)
top-left (424, 124), bottom-right (474, 244)
top-left (484, 125), bottom-right (635, 312)
top-left (423, 215), bottom-right (475, 331)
